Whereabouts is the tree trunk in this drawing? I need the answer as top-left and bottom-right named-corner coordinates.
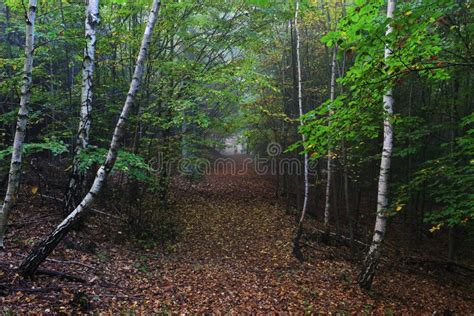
top-left (323, 45), bottom-right (337, 240)
top-left (358, 0), bottom-right (396, 290)
top-left (64, 0), bottom-right (100, 215)
top-left (18, 0), bottom-right (161, 277)
top-left (448, 226), bottom-right (455, 261)
top-left (292, 0), bottom-right (309, 260)
top-left (58, 0), bottom-right (73, 107)
top-left (0, 0), bottom-right (38, 249)
top-left (342, 140), bottom-right (355, 256)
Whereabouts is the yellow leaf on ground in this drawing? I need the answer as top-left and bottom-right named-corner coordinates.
top-left (31, 186), bottom-right (38, 194)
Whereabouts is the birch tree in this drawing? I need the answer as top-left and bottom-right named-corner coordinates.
top-left (357, 0), bottom-right (396, 290)
top-left (18, 0), bottom-right (161, 277)
top-left (64, 0), bottom-right (100, 214)
top-left (0, 0), bottom-right (37, 249)
top-left (292, 0), bottom-right (309, 260)
top-left (323, 45), bottom-right (337, 236)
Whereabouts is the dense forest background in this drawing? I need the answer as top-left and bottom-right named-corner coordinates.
top-left (0, 0), bottom-right (473, 313)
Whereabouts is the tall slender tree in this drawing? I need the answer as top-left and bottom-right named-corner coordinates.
top-left (64, 0), bottom-right (100, 214)
top-left (323, 45), bottom-right (337, 236)
top-left (18, 0), bottom-right (161, 277)
top-left (292, 0), bottom-right (309, 260)
top-left (358, 0), bottom-right (397, 290)
top-left (0, 0), bottom-right (38, 249)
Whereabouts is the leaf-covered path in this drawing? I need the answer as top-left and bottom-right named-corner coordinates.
top-left (0, 155), bottom-right (473, 313)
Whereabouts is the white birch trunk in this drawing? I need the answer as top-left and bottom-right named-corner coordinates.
top-left (358, 0), bottom-right (396, 290)
top-left (324, 46), bottom-right (337, 231)
top-left (292, 0), bottom-right (309, 259)
top-left (64, 0), bottom-right (100, 213)
top-left (79, 0), bottom-right (99, 149)
top-left (0, 0), bottom-right (38, 249)
top-left (18, 0), bottom-right (161, 277)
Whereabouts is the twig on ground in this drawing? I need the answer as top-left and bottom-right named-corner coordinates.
top-left (0, 260), bottom-right (87, 283)
top-left (311, 228), bottom-right (370, 248)
top-left (35, 268), bottom-right (87, 283)
top-left (16, 253), bottom-right (96, 270)
top-left (10, 286), bottom-right (62, 293)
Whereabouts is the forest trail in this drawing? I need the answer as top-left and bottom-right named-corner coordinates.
top-left (101, 155), bottom-right (471, 313)
top-left (145, 154), bottom-right (373, 312)
top-left (0, 155), bottom-right (473, 313)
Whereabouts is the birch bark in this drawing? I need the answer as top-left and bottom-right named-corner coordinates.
top-left (323, 46), bottom-right (337, 234)
top-left (18, 0), bottom-right (161, 277)
top-left (292, 0), bottom-right (309, 260)
top-left (358, 0), bottom-right (397, 290)
top-left (64, 0), bottom-right (100, 214)
top-left (0, 0), bottom-right (38, 249)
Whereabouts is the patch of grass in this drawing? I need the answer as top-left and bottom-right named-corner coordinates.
top-left (96, 250), bottom-right (110, 263)
top-left (133, 257), bottom-right (149, 273)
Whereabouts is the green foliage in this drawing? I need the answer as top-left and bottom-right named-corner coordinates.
top-left (76, 147), bottom-right (154, 182)
top-left (294, 0), bottom-right (473, 233)
top-left (0, 140), bottom-right (68, 160)
top-left (397, 113), bottom-right (474, 228)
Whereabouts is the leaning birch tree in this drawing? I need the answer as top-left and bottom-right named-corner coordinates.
top-left (358, 0), bottom-right (397, 290)
top-left (292, 0), bottom-right (309, 260)
top-left (64, 0), bottom-right (100, 214)
top-left (18, 0), bottom-right (161, 277)
top-left (0, 0), bottom-right (38, 249)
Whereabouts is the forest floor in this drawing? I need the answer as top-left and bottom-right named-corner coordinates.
top-left (0, 155), bottom-right (473, 313)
